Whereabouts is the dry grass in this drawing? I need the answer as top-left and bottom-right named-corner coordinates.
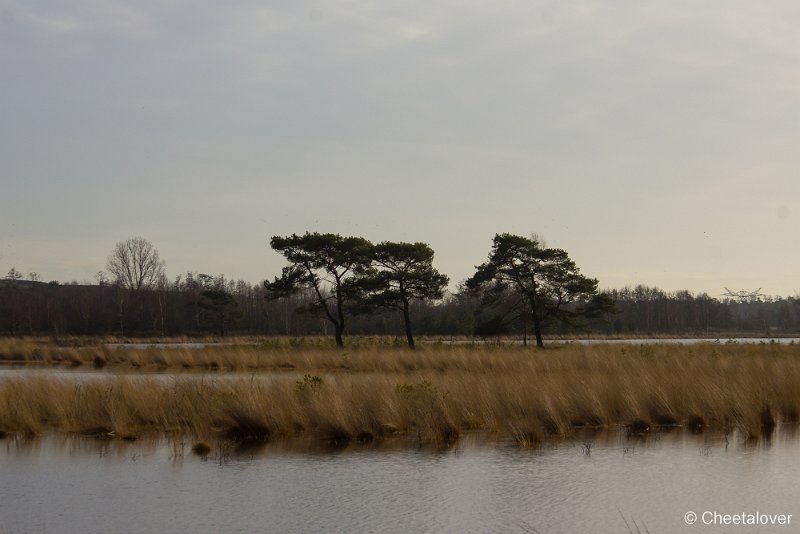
top-left (2, 340), bottom-right (800, 445)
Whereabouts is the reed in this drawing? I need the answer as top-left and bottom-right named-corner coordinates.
top-left (1, 342), bottom-right (799, 445)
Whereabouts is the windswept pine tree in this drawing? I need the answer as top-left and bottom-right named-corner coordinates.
top-left (264, 232), bottom-right (372, 348)
top-left (358, 241), bottom-right (449, 349)
top-left (466, 233), bottom-right (613, 347)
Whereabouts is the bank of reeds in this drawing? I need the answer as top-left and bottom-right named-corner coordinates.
top-left (2, 342), bottom-right (800, 445)
top-left (0, 336), bottom-right (458, 370)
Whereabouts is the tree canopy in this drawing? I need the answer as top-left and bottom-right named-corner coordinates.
top-left (466, 233), bottom-right (612, 347)
top-left (106, 237), bottom-right (166, 291)
top-left (198, 288), bottom-right (239, 337)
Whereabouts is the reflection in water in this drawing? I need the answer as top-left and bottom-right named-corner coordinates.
top-left (1, 429), bottom-right (799, 533)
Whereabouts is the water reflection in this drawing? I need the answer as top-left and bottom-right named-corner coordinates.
top-left (2, 428), bottom-right (798, 533)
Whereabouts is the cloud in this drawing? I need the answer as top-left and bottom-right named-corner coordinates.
top-left (14, 9), bottom-right (83, 32)
top-left (7, 1), bottom-right (151, 37)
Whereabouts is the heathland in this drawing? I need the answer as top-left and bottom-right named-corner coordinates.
top-left (1, 337), bottom-right (798, 449)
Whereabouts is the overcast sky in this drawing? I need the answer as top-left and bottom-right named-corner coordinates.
top-left (2, 1), bottom-right (799, 296)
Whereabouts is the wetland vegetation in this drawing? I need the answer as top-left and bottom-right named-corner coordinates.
top-left (2, 338), bottom-right (799, 450)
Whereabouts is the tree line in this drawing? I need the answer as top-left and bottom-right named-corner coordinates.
top-left (2, 235), bottom-right (799, 345)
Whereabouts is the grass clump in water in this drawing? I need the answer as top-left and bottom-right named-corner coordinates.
top-left (191, 441), bottom-right (212, 456)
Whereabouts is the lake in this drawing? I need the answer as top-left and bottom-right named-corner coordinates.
top-left (2, 428), bottom-right (798, 533)
top-left (103, 338), bottom-right (800, 350)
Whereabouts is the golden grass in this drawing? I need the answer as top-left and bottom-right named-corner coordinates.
top-left (1, 341), bottom-right (800, 445)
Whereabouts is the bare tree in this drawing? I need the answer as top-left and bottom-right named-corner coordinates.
top-left (106, 237), bottom-right (166, 291)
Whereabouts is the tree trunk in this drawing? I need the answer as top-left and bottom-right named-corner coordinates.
top-left (522, 313), bottom-right (528, 347)
top-left (532, 316), bottom-right (544, 348)
top-left (284, 298), bottom-right (290, 335)
top-left (402, 300), bottom-right (415, 349)
top-left (158, 291), bottom-right (166, 337)
top-left (118, 289), bottom-right (125, 337)
top-left (334, 325), bottom-right (344, 348)
top-left (334, 285), bottom-right (346, 348)
top-left (529, 290), bottom-right (544, 348)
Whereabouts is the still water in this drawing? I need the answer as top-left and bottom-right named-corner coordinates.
top-left (2, 430), bottom-right (799, 533)
top-left (106, 338), bottom-right (800, 349)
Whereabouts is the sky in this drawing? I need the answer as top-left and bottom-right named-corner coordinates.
top-left (2, 1), bottom-right (799, 297)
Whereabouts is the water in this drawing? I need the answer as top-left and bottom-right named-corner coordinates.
top-left (0, 367), bottom-right (179, 381)
top-left (0, 367), bottom-right (292, 383)
top-left (2, 430), bottom-right (799, 533)
top-left (105, 343), bottom-right (236, 350)
top-left (448, 337), bottom-right (800, 346)
top-left (103, 338), bottom-right (800, 350)
top-left (559, 337), bottom-right (800, 345)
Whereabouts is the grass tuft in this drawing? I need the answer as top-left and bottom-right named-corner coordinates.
top-left (191, 441), bottom-right (212, 456)
top-left (626, 419), bottom-right (651, 436)
top-left (686, 415), bottom-right (706, 433)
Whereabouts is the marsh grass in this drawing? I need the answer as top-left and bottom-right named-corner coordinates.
top-left (191, 441), bottom-right (212, 456)
top-left (1, 340), bottom-right (800, 445)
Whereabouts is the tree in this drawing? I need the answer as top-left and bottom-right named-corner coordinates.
top-left (1, 268), bottom-right (24, 335)
top-left (198, 288), bottom-right (239, 337)
top-left (264, 232), bottom-right (371, 348)
top-left (106, 237), bottom-right (166, 291)
top-left (359, 241), bottom-right (449, 349)
top-left (466, 233), bottom-right (612, 348)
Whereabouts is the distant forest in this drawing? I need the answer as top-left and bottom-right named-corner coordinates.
top-left (1, 274), bottom-right (798, 339)
top-left (3, 233), bottom-right (798, 340)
